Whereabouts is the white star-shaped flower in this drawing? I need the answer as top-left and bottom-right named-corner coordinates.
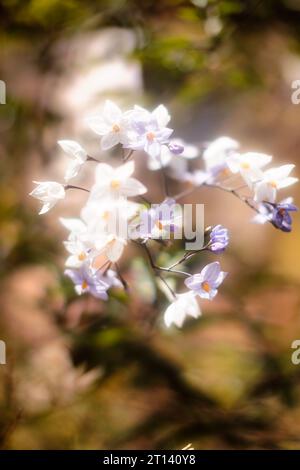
top-left (89, 161), bottom-right (146, 201)
top-left (86, 100), bottom-right (130, 151)
top-left (226, 152), bottom-right (272, 188)
top-left (30, 181), bottom-right (65, 214)
top-left (58, 140), bottom-right (87, 181)
top-left (254, 164), bottom-right (298, 203)
top-left (164, 292), bottom-right (201, 328)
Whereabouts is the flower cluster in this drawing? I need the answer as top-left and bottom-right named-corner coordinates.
top-left (30, 100), bottom-right (298, 328)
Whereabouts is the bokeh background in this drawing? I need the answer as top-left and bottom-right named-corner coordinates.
top-left (1, 0), bottom-right (300, 450)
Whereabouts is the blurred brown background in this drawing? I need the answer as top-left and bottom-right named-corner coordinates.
top-left (0, 0), bottom-right (300, 449)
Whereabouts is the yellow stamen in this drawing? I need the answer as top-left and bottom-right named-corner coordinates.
top-left (78, 252), bottom-right (86, 261)
top-left (155, 220), bottom-right (164, 230)
top-left (241, 162), bottom-right (250, 170)
top-left (81, 280), bottom-right (88, 290)
top-left (201, 281), bottom-right (211, 293)
top-left (112, 123), bottom-right (120, 133)
top-left (146, 131), bottom-right (155, 141)
top-left (269, 180), bottom-right (277, 188)
top-left (110, 179), bottom-right (120, 189)
top-left (220, 168), bottom-right (231, 178)
top-left (101, 210), bottom-right (110, 220)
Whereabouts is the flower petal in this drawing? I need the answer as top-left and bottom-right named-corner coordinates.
top-left (152, 104), bottom-right (170, 127)
top-left (86, 116), bottom-right (109, 135)
top-left (103, 100), bottom-right (122, 124)
top-left (121, 177), bottom-right (147, 197)
top-left (101, 131), bottom-right (120, 150)
top-left (201, 261), bottom-right (221, 284)
top-left (115, 160), bottom-right (135, 179)
top-left (58, 140), bottom-right (87, 162)
top-left (277, 177), bottom-right (298, 189)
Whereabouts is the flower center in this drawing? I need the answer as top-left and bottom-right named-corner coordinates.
top-left (146, 131), bottom-right (156, 142)
top-left (81, 280), bottom-right (88, 290)
top-left (241, 162), bottom-right (250, 170)
top-left (78, 252), bottom-right (86, 261)
top-left (110, 179), bottom-right (120, 190)
top-left (112, 123), bottom-right (120, 133)
top-left (220, 168), bottom-right (231, 178)
top-left (101, 210), bottom-right (110, 220)
top-left (201, 281), bottom-right (211, 293)
top-left (155, 220), bottom-right (164, 230)
top-left (269, 180), bottom-right (277, 188)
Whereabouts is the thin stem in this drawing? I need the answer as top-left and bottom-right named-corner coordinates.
top-left (64, 184), bottom-right (90, 193)
top-left (167, 244), bottom-right (210, 270)
top-left (115, 262), bottom-right (129, 291)
top-left (203, 182), bottom-right (258, 212)
top-left (173, 180), bottom-right (259, 214)
top-left (138, 195), bottom-right (152, 205)
top-left (87, 155), bottom-right (100, 163)
top-left (142, 243), bottom-right (177, 299)
top-left (123, 149), bottom-right (134, 162)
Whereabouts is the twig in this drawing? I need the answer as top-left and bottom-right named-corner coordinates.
top-left (123, 149), bottom-right (134, 162)
top-left (142, 243), bottom-right (177, 299)
top-left (64, 184), bottom-right (90, 193)
top-left (115, 262), bottom-right (129, 291)
top-left (87, 155), bottom-right (100, 163)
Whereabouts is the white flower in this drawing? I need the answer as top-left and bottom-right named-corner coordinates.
top-left (254, 164), bottom-right (298, 203)
top-left (86, 100), bottom-right (130, 151)
top-left (60, 217), bottom-right (90, 267)
top-left (203, 136), bottom-right (239, 174)
top-left (226, 152), bottom-right (272, 188)
top-left (79, 198), bottom-right (137, 263)
top-left (81, 197), bottom-right (137, 240)
top-left (59, 217), bottom-right (87, 235)
top-left (30, 181), bottom-right (65, 214)
top-left (89, 161), bottom-right (146, 201)
top-left (63, 238), bottom-right (92, 268)
top-left (126, 104), bottom-right (173, 158)
top-left (58, 140), bottom-right (87, 181)
top-left (94, 234), bottom-right (127, 263)
top-left (164, 292), bottom-right (201, 328)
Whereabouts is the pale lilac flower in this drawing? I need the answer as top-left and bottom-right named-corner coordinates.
top-left (168, 141), bottom-right (185, 155)
top-left (271, 199), bottom-right (298, 232)
top-left (164, 292), bottom-right (201, 328)
top-left (184, 261), bottom-right (227, 300)
top-left (89, 161), bottom-right (146, 201)
top-left (30, 181), bottom-right (66, 215)
top-left (208, 225), bottom-right (229, 253)
top-left (58, 140), bottom-right (87, 181)
top-left (86, 100), bottom-right (130, 150)
top-left (147, 138), bottom-right (199, 180)
top-left (253, 197), bottom-right (298, 232)
top-left (65, 263), bottom-right (110, 299)
top-left (126, 104), bottom-right (173, 158)
top-left (254, 164), bottom-right (298, 203)
top-left (136, 198), bottom-right (181, 239)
